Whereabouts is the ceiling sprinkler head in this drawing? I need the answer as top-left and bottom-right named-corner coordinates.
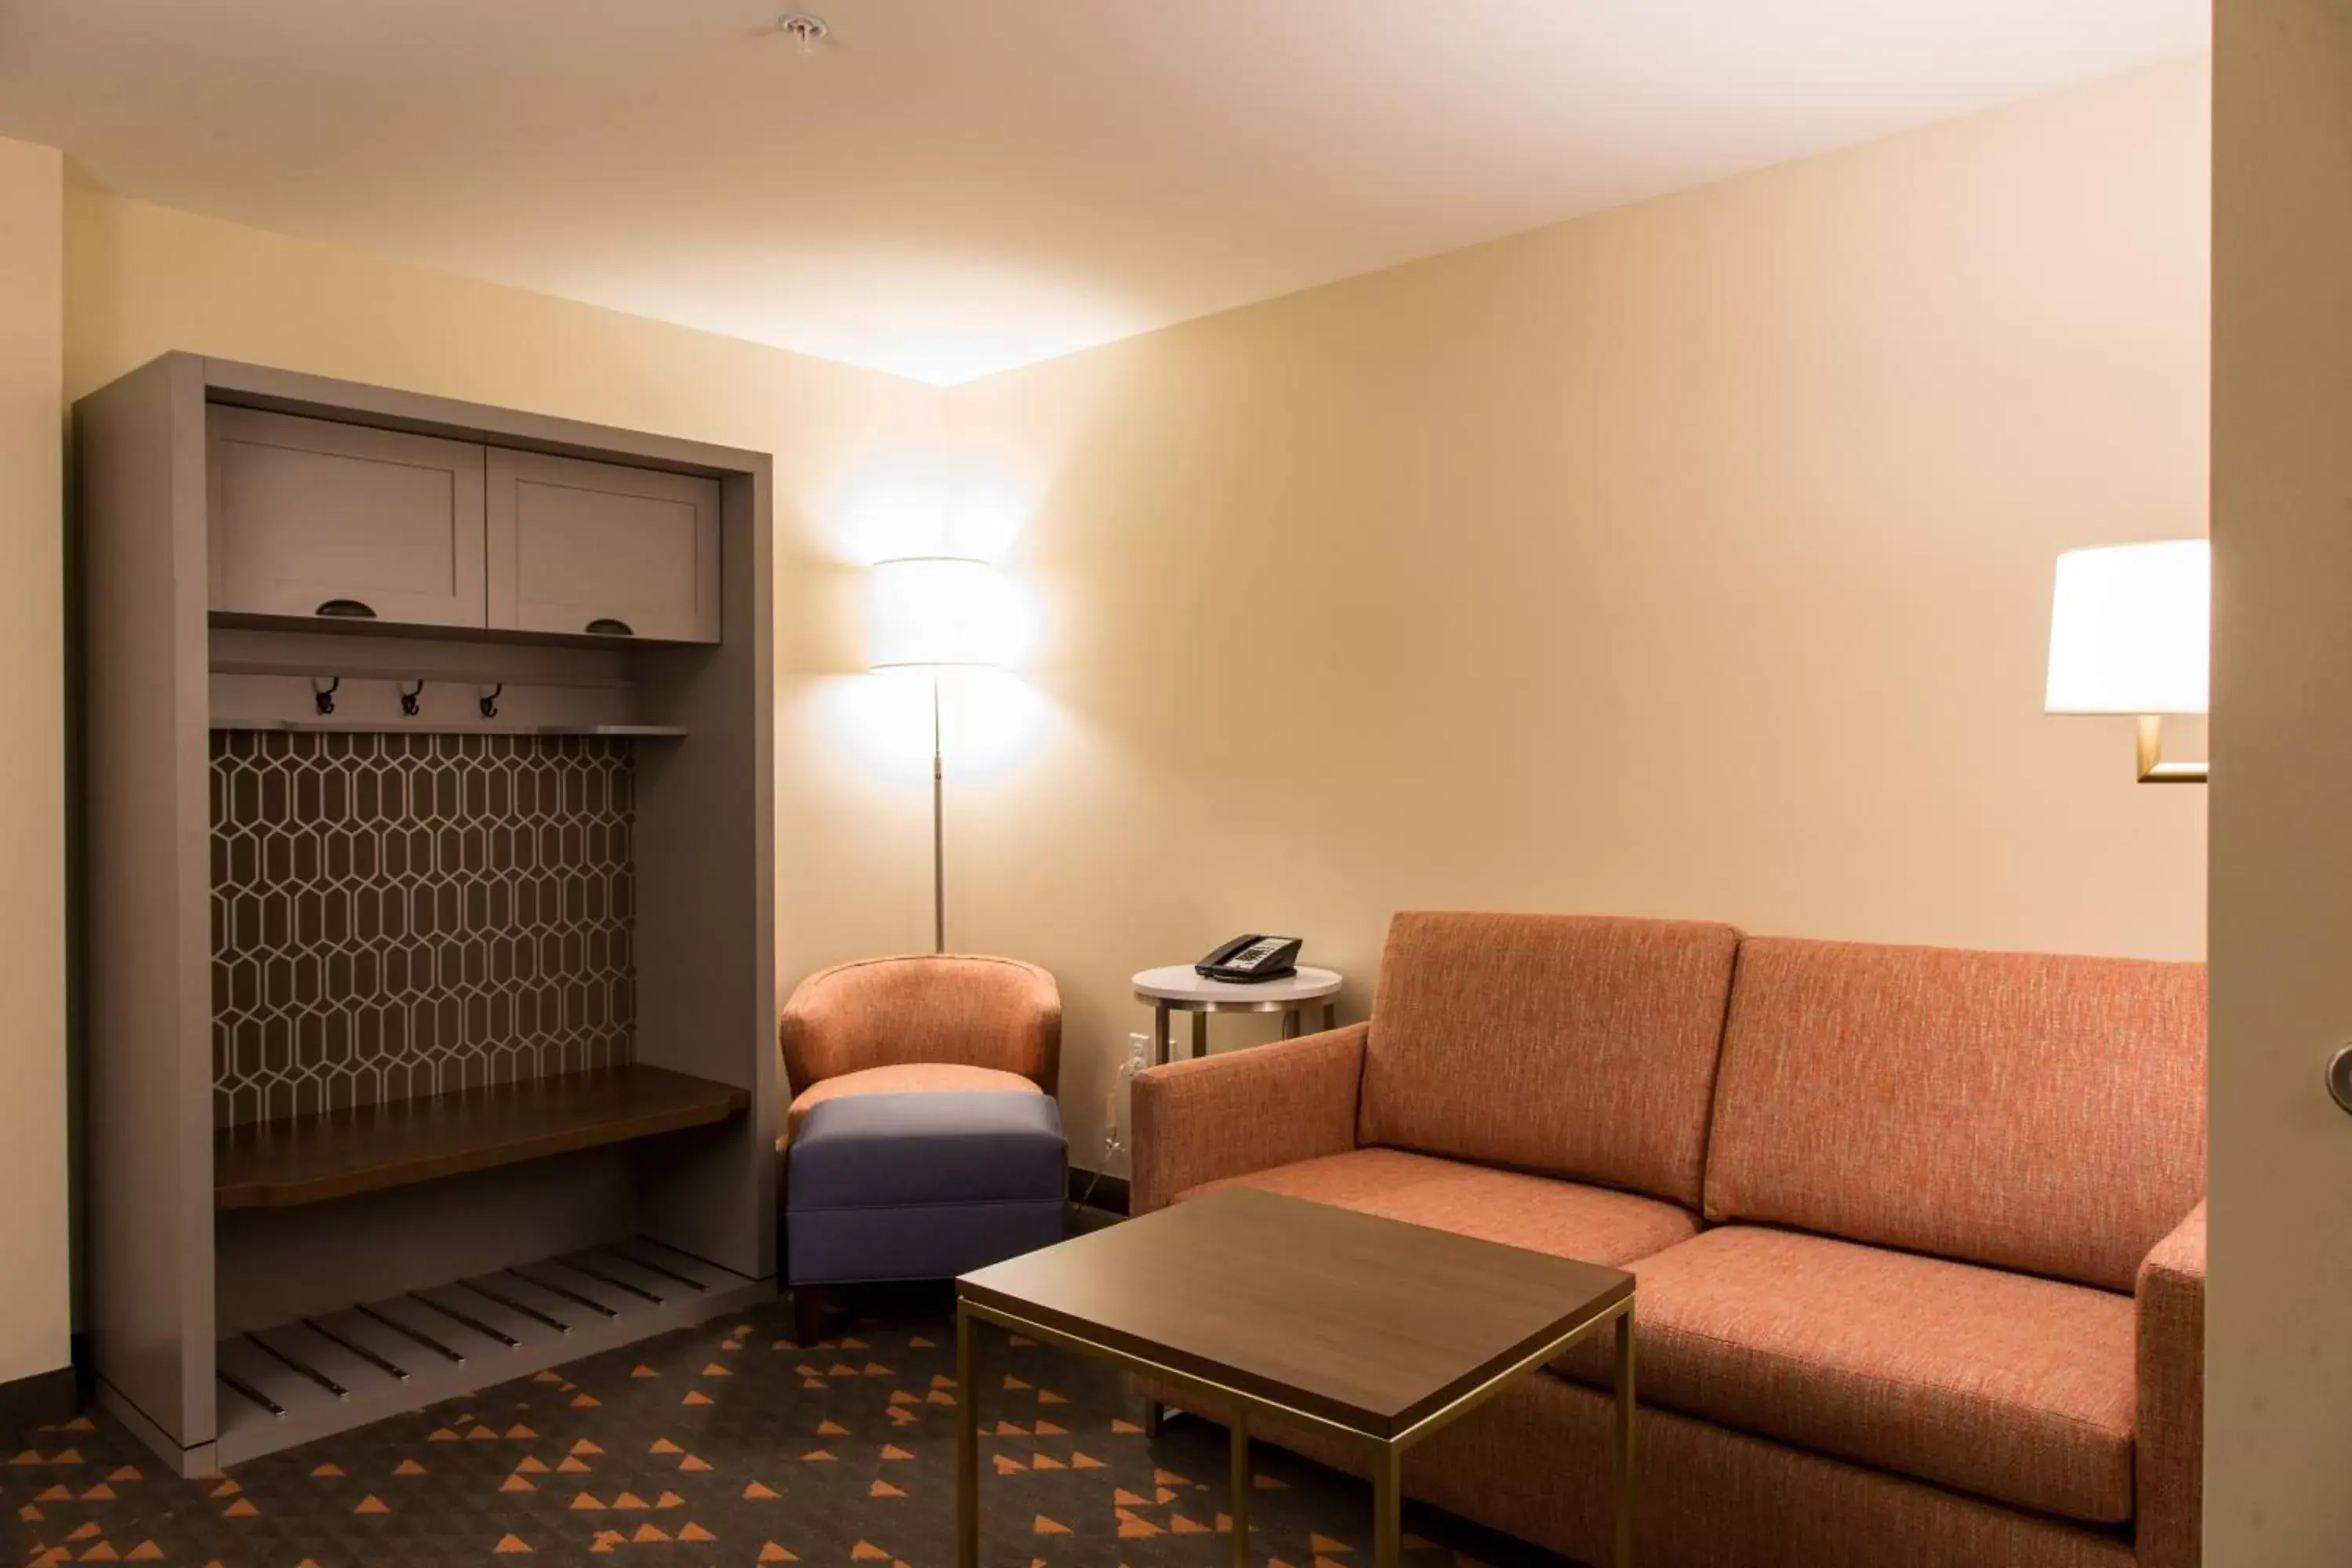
top-left (777, 13), bottom-right (828, 54)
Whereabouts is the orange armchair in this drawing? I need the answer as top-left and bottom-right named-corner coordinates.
top-left (775, 954), bottom-right (1062, 1149)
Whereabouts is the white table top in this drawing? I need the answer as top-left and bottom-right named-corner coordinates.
top-left (1131, 964), bottom-right (1344, 1006)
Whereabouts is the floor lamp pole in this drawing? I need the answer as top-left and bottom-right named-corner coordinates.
top-left (931, 675), bottom-right (946, 954)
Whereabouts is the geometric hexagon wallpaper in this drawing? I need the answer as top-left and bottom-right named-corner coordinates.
top-left (209, 730), bottom-right (636, 1127)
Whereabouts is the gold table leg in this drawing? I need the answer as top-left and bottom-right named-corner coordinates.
top-left (1614, 1304), bottom-right (1636, 1568)
top-left (1371, 1441), bottom-right (1402, 1568)
top-left (957, 1291), bottom-right (1633, 1568)
top-left (1229, 1406), bottom-right (1250, 1568)
top-left (957, 1303), bottom-right (978, 1568)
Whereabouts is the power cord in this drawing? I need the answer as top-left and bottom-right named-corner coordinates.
top-left (1073, 1054), bottom-right (1142, 1214)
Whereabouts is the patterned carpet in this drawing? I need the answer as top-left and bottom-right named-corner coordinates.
top-left (4, 1286), bottom-right (1570, 1568)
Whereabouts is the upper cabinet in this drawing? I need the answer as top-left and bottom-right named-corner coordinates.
top-left (209, 408), bottom-right (488, 630)
top-left (204, 406), bottom-right (722, 644)
top-left (486, 450), bottom-right (722, 643)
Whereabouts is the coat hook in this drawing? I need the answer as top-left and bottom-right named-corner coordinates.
top-left (398, 680), bottom-right (425, 717)
top-left (478, 683), bottom-right (503, 720)
top-left (312, 677), bottom-right (339, 717)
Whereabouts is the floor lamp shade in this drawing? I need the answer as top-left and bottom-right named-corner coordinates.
top-left (869, 556), bottom-right (1022, 671)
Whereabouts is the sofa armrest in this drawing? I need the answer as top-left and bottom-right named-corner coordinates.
top-left (1130, 1023), bottom-right (1367, 1216)
top-left (2136, 1200), bottom-right (2205, 1568)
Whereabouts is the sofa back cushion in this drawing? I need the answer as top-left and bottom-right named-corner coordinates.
top-left (1704, 938), bottom-right (2206, 1291)
top-left (1358, 912), bottom-right (1743, 1207)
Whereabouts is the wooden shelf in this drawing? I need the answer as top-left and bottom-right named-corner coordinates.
top-left (215, 1065), bottom-right (750, 1210)
top-left (535, 724), bottom-right (686, 737)
top-left (206, 719), bottom-right (687, 737)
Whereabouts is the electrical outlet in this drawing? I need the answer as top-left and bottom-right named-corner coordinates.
top-left (1127, 1031), bottom-right (1152, 1069)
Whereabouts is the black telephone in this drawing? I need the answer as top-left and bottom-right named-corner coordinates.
top-left (1195, 935), bottom-right (1304, 984)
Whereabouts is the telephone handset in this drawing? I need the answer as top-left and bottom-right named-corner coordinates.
top-left (1195, 934), bottom-right (1304, 984)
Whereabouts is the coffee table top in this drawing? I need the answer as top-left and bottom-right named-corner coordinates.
top-left (957, 1187), bottom-right (1631, 1439)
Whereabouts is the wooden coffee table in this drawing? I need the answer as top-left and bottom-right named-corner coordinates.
top-left (956, 1187), bottom-right (1635, 1567)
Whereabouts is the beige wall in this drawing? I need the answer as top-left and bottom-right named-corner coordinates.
top-left (2209, 2), bottom-right (2352, 1556)
top-left (0, 138), bottom-right (70, 1387)
top-left (31, 58), bottom-right (2215, 1244)
top-left (62, 187), bottom-right (949, 1051)
top-left (938, 60), bottom-right (2212, 1169)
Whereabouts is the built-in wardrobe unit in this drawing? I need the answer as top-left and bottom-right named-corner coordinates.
top-left (74, 354), bottom-right (779, 1475)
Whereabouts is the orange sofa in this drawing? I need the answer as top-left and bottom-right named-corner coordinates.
top-left (1132, 913), bottom-right (2206, 1568)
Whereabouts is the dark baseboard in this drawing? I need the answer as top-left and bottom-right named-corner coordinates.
top-left (1066, 1166), bottom-right (1129, 1216)
top-left (0, 1362), bottom-right (79, 1436)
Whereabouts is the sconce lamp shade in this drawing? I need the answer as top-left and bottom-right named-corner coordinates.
top-left (869, 556), bottom-right (1023, 670)
top-left (2045, 540), bottom-right (2209, 716)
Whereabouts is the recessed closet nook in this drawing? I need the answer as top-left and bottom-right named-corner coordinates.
top-left (74, 354), bottom-right (779, 1474)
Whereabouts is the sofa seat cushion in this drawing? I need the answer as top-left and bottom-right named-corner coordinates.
top-left (782, 1062), bottom-right (1041, 1151)
top-left (1556, 1226), bottom-right (2137, 1524)
top-left (1181, 1148), bottom-right (1700, 1267)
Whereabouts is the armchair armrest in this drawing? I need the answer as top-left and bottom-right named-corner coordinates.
top-left (2136, 1200), bottom-right (2205, 1568)
top-left (1130, 1023), bottom-right (1367, 1216)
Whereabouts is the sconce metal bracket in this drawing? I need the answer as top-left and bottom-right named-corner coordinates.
top-left (2136, 715), bottom-right (2209, 784)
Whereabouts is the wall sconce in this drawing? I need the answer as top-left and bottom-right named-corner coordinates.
top-left (869, 557), bottom-right (1023, 951)
top-left (2044, 539), bottom-right (2209, 783)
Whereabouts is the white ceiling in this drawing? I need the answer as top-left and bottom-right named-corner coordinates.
top-left (0, 1), bottom-right (2206, 385)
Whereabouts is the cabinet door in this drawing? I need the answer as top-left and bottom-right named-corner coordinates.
top-left (486, 450), bottom-right (722, 644)
top-left (208, 407), bottom-right (488, 628)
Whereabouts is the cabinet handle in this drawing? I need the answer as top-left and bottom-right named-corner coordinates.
top-left (314, 598), bottom-right (377, 619)
top-left (584, 618), bottom-right (634, 637)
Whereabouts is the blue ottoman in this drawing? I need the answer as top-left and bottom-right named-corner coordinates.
top-left (787, 1091), bottom-right (1065, 1337)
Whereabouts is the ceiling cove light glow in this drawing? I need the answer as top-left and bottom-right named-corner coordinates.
top-left (0, 2), bottom-right (2210, 385)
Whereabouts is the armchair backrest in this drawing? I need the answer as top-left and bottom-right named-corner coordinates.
top-left (777, 954), bottom-right (1062, 1097)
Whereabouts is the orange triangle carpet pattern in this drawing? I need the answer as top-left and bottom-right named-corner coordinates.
top-left (4, 1291), bottom-right (1569, 1566)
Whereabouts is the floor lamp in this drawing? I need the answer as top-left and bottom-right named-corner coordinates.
top-left (869, 556), bottom-right (1019, 952)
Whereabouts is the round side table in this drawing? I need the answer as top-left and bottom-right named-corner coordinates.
top-left (1131, 965), bottom-right (1345, 1067)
